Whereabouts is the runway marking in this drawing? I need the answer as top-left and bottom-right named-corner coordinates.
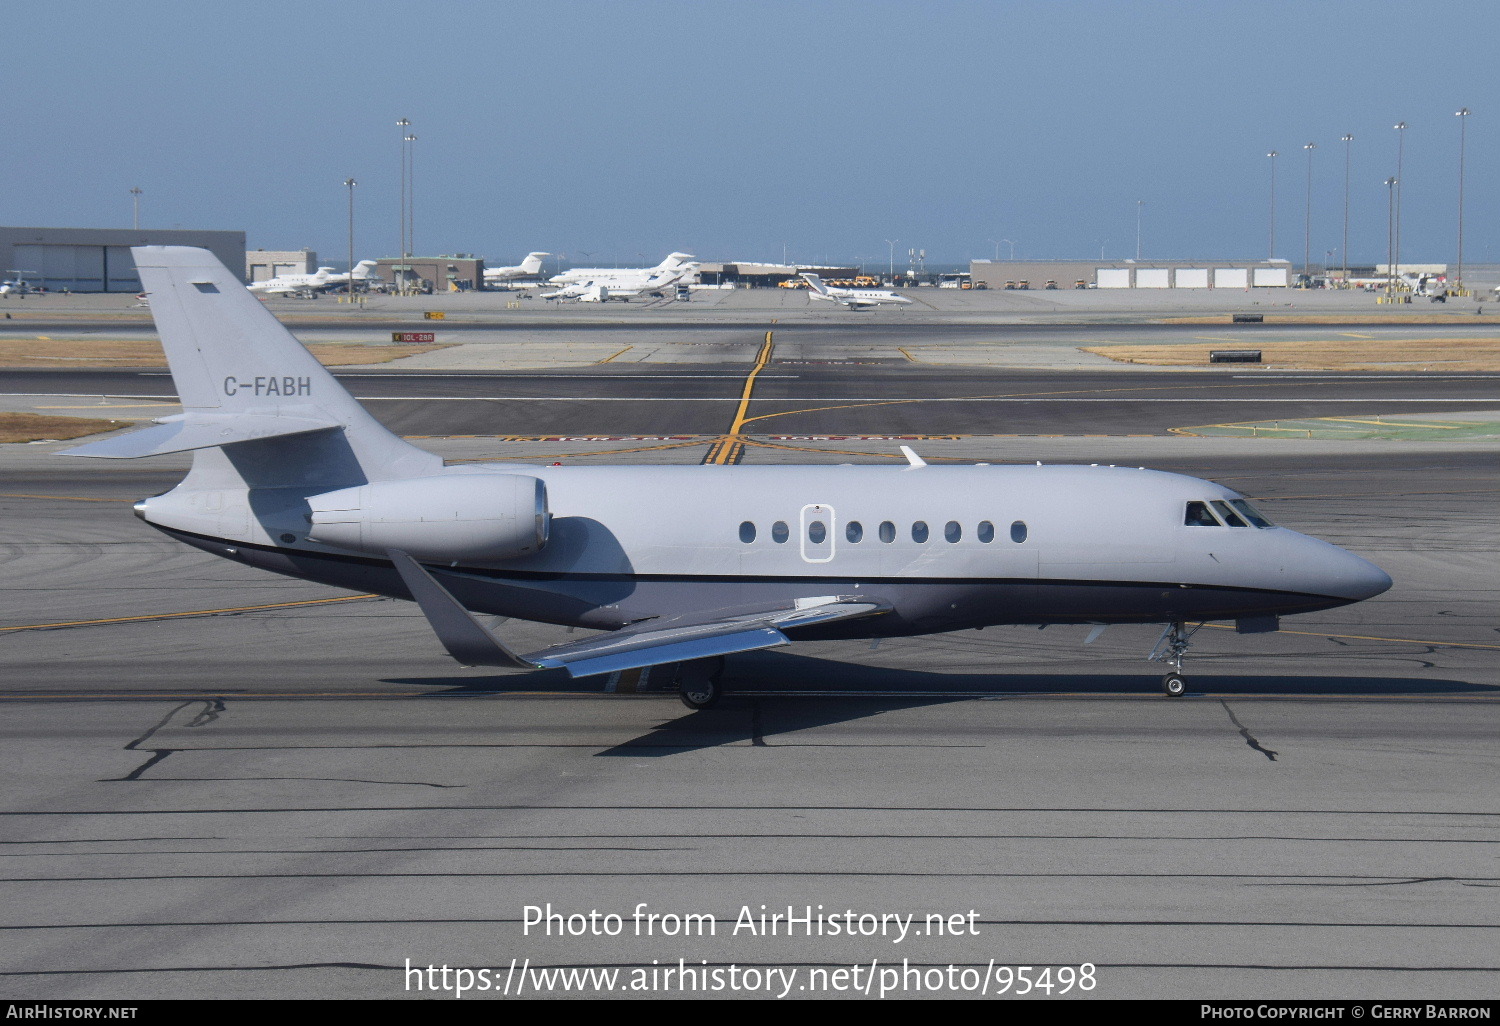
top-left (0, 493), bottom-right (132, 503)
top-left (34, 403), bottom-right (174, 409)
top-left (1202, 623), bottom-right (1500, 651)
top-left (704, 330), bottom-right (775, 465)
top-left (1317, 417), bottom-right (1473, 429)
top-left (597, 346), bottom-right (632, 363)
top-left (0, 595), bottom-right (379, 634)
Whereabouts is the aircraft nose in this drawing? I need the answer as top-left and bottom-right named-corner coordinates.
top-left (1330, 548), bottom-right (1393, 601)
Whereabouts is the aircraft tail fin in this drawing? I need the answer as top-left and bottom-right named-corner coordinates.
top-left (73, 246), bottom-right (439, 485)
top-left (518, 252), bottom-right (548, 274)
top-left (350, 259), bottom-right (378, 280)
top-left (800, 272), bottom-right (829, 295)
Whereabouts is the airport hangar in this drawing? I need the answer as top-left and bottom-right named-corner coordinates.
top-left (0, 226), bottom-right (245, 293)
top-left (970, 257), bottom-right (1292, 289)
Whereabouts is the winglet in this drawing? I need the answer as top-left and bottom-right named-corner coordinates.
top-left (388, 549), bottom-right (537, 669)
top-left (899, 445), bottom-right (927, 468)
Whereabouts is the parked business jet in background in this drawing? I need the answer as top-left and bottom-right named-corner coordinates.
top-left (541, 257), bottom-right (700, 302)
top-left (549, 252), bottom-right (697, 287)
top-left (66, 248), bottom-right (1392, 707)
top-left (802, 272), bottom-right (912, 308)
top-left (482, 252), bottom-right (549, 286)
top-left (248, 260), bottom-right (378, 297)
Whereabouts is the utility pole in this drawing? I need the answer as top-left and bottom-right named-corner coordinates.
top-left (130, 187), bottom-right (142, 230)
top-left (1340, 134), bottom-right (1353, 286)
top-left (1455, 108), bottom-right (1470, 293)
top-left (344, 178), bottom-right (357, 302)
top-left (1303, 142), bottom-right (1316, 282)
top-left (1392, 121), bottom-right (1406, 286)
top-left (1267, 151), bottom-right (1279, 259)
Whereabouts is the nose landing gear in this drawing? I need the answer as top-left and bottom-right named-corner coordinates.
top-left (1149, 621), bottom-right (1199, 696)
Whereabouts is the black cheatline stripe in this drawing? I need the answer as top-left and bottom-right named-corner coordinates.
top-left (156, 526), bottom-right (1342, 605)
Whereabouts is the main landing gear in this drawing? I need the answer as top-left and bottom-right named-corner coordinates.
top-left (675, 657), bottom-right (727, 710)
top-left (1149, 621), bottom-right (1199, 697)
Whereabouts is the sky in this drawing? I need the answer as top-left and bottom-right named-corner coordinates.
top-left (4, 1), bottom-right (1495, 269)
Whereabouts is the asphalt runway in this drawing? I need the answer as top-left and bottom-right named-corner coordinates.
top-left (9, 364), bottom-right (1500, 440)
top-left (2, 321), bottom-right (1496, 1000)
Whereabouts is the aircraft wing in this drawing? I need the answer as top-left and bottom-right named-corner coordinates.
top-left (389, 550), bottom-right (888, 678)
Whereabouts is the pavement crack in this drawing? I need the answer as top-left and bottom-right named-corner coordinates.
top-left (123, 701), bottom-right (193, 751)
top-left (1219, 700), bottom-right (1278, 762)
top-left (105, 749), bottom-right (175, 782)
top-left (188, 698), bottom-right (225, 727)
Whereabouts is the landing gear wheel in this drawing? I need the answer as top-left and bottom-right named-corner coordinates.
top-left (1162, 672), bottom-right (1186, 697)
top-left (676, 657), bottom-right (726, 710)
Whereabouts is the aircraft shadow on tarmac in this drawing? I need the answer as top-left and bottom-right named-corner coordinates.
top-left (382, 652), bottom-right (1489, 755)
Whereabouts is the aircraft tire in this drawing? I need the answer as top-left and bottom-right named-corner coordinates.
top-left (1161, 672), bottom-right (1186, 697)
top-left (677, 658), bottom-right (726, 710)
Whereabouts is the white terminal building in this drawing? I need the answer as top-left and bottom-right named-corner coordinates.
top-left (970, 258), bottom-right (1292, 290)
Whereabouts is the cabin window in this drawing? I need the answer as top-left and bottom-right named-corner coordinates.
top-left (846, 521), bottom-right (863, 543)
top-left (1229, 499), bottom-right (1274, 528)
top-left (1184, 501), bottom-right (1221, 527)
top-left (944, 520), bottom-right (962, 543)
top-left (739, 521), bottom-right (756, 543)
top-left (1010, 520), bottom-right (1028, 543)
top-left (911, 521), bottom-right (929, 543)
top-left (771, 520), bottom-right (789, 543)
top-left (808, 520), bottom-right (827, 544)
top-left (879, 521), bottom-right (896, 543)
top-left (1210, 500), bottom-right (1249, 527)
top-left (977, 520), bottom-right (995, 543)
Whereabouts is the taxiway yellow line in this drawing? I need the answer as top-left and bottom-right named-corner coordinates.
top-left (1, 594), bottom-right (379, 634)
top-left (707, 330), bottom-right (774, 465)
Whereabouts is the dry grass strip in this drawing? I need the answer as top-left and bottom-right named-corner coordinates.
top-left (1083, 337), bottom-right (1500, 372)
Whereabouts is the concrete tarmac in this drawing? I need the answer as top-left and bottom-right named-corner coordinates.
top-left (0, 322), bottom-right (1496, 1000)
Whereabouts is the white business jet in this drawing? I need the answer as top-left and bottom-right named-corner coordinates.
top-left (801, 273), bottom-right (912, 308)
top-left (65, 247), bottom-right (1392, 708)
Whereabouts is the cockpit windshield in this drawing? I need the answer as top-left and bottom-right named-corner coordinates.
top-left (1185, 498), bottom-right (1275, 529)
top-left (1210, 500), bottom-right (1248, 527)
top-left (1228, 499), bottom-right (1274, 528)
top-left (1184, 501), bottom-right (1221, 527)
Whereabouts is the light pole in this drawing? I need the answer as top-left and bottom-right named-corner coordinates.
top-left (343, 178), bottom-right (357, 300)
top-left (1385, 177), bottom-right (1398, 296)
top-left (1135, 200), bottom-right (1143, 260)
top-left (1000, 238), bottom-right (1015, 259)
top-left (885, 239), bottom-right (897, 281)
top-left (1267, 151), bottom-right (1278, 259)
top-left (988, 239), bottom-right (999, 261)
top-left (405, 133), bottom-right (417, 262)
top-left (1340, 134), bottom-right (1353, 285)
top-left (1392, 121), bottom-right (1406, 284)
top-left (396, 119), bottom-right (409, 267)
top-left (129, 186), bottom-right (142, 230)
top-left (1303, 142), bottom-right (1316, 282)
top-left (1455, 107), bottom-right (1470, 293)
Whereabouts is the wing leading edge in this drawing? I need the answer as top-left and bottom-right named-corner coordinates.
top-left (388, 550), bottom-right (888, 678)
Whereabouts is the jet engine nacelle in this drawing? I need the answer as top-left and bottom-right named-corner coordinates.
top-left (306, 474), bottom-right (549, 562)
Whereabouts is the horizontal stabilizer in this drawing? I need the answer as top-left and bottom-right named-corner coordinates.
top-left (389, 549), bottom-right (888, 678)
top-left (60, 412), bottom-right (341, 459)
